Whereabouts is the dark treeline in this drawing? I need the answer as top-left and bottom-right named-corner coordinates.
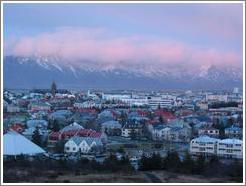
top-left (4, 152), bottom-right (243, 183)
top-left (3, 154), bottom-right (133, 182)
top-left (209, 101), bottom-right (238, 109)
top-left (30, 88), bottom-right (71, 94)
top-left (139, 152), bottom-right (243, 182)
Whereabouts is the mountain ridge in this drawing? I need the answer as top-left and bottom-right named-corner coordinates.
top-left (3, 55), bottom-right (243, 91)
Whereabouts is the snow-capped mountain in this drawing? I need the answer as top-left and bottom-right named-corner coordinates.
top-left (3, 56), bottom-right (243, 90)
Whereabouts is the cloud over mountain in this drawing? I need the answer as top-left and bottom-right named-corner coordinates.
top-left (5, 27), bottom-right (242, 73)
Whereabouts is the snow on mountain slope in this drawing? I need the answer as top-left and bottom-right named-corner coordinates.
top-left (3, 55), bottom-right (243, 90)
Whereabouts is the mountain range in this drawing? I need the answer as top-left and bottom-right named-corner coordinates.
top-left (3, 56), bottom-right (243, 91)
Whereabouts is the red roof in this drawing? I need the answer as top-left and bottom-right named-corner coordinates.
top-left (76, 108), bottom-right (97, 113)
top-left (154, 109), bottom-right (176, 120)
top-left (48, 128), bottom-right (102, 140)
top-left (9, 123), bottom-right (25, 133)
top-left (137, 109), bottom-right (148, 117)
top-left (147, 119), bottom-right (165, 125)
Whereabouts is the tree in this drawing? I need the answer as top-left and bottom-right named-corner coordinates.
top-left (55, 139), bottom-right (65, 153)
top-left (51, 81), bottom-right (57, 97)
top-left (139, 154), bottom-right (151, 171)
top-left (227, 118), bottom-right (234, 127)
top-left (32, 127), bottom-right (42, 146)
top-left (53, 119), bottom-right (60, 132)
top-left (163, 151), bottom-right (181, 171)
top-left (130, 129), bottom-right (137, 140)
top-left (159, 116), bottom-right (164, 123)
top-left (181, 151), bottom-right (195, 174)
top-left (194, 155), bottom-right (206, 173)
top-left (151, 153), bottom-right (162, 170)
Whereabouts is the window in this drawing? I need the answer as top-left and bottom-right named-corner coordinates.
top-left (66, 147), bottom-right (70, 150)
top-left (235, 144), bottom-right (241, 147)
top-left (73, 147), bottom-right (76, 151)
top-left (226, 149), bottom-right (233, 153)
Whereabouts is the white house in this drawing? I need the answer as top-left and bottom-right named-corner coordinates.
top-left (190, 135), bottom-right (219, 156)
top-left (64, 136), bottom-right (103, 154)
top-left (217, 139), bottom-right (243, 159)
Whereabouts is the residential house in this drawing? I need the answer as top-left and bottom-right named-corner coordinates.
top-left (225, 125), bottom-right (242, 139)
top-left (28, 102), bottom-right (51, 112)
top-left (64, 136), bottom-right (103, 154)
top-left (101, 120), bottom-right (122, 136)
top-left (48, 127), bottom-right (107, 148)
top-left (154, 109), bottom-right (176, 122)
top-left (121, 120), bottom-right (144, 138)
top-left (168, 126), bottom-right (192, 143)
top-left (151, 125), bottom-right (171, 141)
top-left (198, 127), bottom-right (220, 138)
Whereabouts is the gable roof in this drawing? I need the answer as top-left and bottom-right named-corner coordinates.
top-left (70, 136), bottom-right (103, 146)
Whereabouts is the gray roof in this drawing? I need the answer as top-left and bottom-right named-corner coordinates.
top-left (60, 122), bottom-right (84, 132)
top-left (101, 120), bottom-right (121, 128)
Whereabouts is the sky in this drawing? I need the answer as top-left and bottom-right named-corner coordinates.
top-left (3, 3), bottom-right (244, 72)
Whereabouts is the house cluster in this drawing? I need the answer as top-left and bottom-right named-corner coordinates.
top-left (3, 87), bottom-right (243, 159)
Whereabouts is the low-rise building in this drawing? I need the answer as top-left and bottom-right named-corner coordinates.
top-left (151, 125), bottom-right (171, 141)
top-left (190, 135), bottom-right (219, 156)
top-left (198, 127), bottom-right (219, 138)
top-left (217, 139), bottom-right (243, 159)
top-left (190, 136), bottom-right (243, 159)
top-left (121, 121), bottom-right (143, 138)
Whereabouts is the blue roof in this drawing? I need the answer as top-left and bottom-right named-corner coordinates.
top-left (192, 135), bottom-right (219, 143)
top-left (225, 125), bottom-right (242, 132)
top-left (153, 125), bottom-right (166, 130)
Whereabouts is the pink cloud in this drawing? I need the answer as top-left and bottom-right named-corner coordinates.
top-left (6, 27), bottom-right (241, 71)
